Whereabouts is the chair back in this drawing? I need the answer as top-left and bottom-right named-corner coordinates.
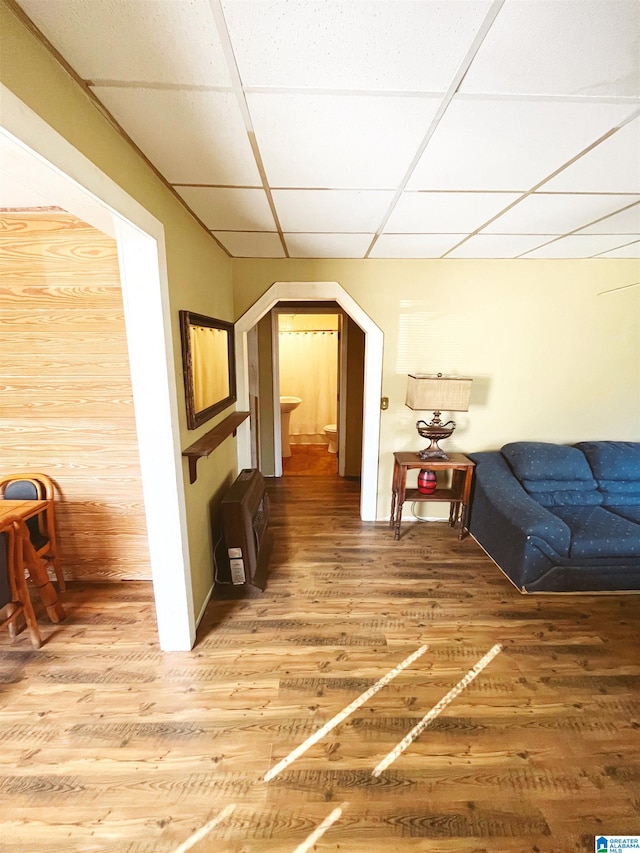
top-left (2, 479), bottom-right (47, 548)
top-left (0, 527), bottom-right (14, 609)
top-left (4, 480), bottom-right (41, 501)
top-left (0, 473), bottom-right (63, 593)
top-left (0, 474), bottom-right (53, 501)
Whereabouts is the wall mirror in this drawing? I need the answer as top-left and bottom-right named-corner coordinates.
top-left (179, 310), bottom-right (236, 429)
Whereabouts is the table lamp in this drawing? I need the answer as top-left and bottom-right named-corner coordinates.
top-left (405, 373), bottom-right (472, 460)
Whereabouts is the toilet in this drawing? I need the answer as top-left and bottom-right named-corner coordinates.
top-left (324, 424), bottom-right (338, 454)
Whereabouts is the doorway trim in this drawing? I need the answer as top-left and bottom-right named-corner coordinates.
top-left (235, 282), bottom-right (383, 521)
top-left (1, 85), bottom-right (194, 651)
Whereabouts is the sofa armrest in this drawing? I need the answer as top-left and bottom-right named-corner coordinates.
top-left (469, 452), bottom-right (570, 549)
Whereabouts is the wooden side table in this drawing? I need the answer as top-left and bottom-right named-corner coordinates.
top-left (390, 452), bottom-right (475, 541)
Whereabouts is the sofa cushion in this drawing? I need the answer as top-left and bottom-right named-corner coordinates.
top-left (606, 506), bottom-right (640, 524)
top-left (597, 481), bottom-right (640, 506)
top-left (551, 506), bottom-right (640, 559)
top-left (576, 441), bottom-right (640, 506)
top-left (501, 442), bottom-right (601, 508)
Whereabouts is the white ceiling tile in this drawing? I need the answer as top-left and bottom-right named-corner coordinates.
top-left (175, 187), bottom-right (276, 231)
top-left (285, 233), bottom-right (373, 258)
top-left (407, 98), bottom-right (636, 191)
top-left (543, 118), bottom-right (640, 194)
top-left (369, 234), bottom-right (463, 258)
top-left (577, 203), bottom-right (640, 234)
top-left (485, 193), bottom-right (640, 234)
top-left (223, 0), bottom-right (491, 91)
top-left (272, 189), bottom-right (394, 232)
top-left (92, 87), bottom-right (260, 185)
top-left (385, 192), bottom-right (519, 233)
top-left (594, 240), bottom-right (640, 258)
top-left (247, 93), bottom-right (441, 188)
top-left (212, 232), bottom-right (285, 258)
top-left (18, 0), bottom-right (231, 85)
top-left (461, 0), bottom-right (640, 97)
top-left (446, 234), bottom-right (552, 258)
top-left (522, 235), bottom-right (640, 258)
top-left (16, 0), bottom-right (640, 260)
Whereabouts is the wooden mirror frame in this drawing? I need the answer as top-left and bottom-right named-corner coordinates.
top-left (179, 310), bottom-right (236, 430)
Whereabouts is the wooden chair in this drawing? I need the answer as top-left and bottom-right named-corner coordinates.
top-left (0, 515), bottom-right (42, 649)
top-left (0, 473), bottom-right (65, 592)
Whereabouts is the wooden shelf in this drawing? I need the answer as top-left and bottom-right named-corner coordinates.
top-left (404, 487), bottom-right (462, 503)
top-left (182, 411), bottom-right (250, 484)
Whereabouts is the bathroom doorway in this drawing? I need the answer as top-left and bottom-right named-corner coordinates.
top-left (235, 281), bottom-right (381, 521)
top-left (277, 310), bottom-right (341, 478)
top-left (246, 300), bottom-right (365, 481)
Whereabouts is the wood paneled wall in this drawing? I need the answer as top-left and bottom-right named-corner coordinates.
top-left (0, 211), bottom-right (151, 581)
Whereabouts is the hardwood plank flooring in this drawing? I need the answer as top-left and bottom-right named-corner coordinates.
top-left (0, 474), bottom-right (639, 852)
top-left (282, 444), bottom-right (337, 477)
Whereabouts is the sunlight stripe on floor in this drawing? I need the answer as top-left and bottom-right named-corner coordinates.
top-left (264, 644), bottom-right (429, 782)
top-left (169, 804), bottom-right (236, 853)
top-left (292, 806), bottom-right (344, 853)
top-left (372, 643), bottom-right (503, 777)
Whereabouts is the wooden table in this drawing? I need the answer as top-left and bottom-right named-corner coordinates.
top-left (0, 500), bottom-right (65, 623)
top-left (390, 452), bottom-right (475, 541)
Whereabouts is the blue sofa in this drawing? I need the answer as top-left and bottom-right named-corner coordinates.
top-left (468, 441), bottom-right (640, 592)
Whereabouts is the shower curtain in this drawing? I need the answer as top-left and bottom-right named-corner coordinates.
top-left (190, 325), bottom-right (229, 412)
top-left (279, 330), bottom-right (337, 444)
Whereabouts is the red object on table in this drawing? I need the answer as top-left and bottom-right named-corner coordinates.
top-left (417, 470), bottom-right (437, 494)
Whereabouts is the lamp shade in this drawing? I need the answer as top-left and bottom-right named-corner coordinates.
top-left (405, 374), bottom-right (472, 412)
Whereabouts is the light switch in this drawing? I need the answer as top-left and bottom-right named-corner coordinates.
top-left (380, 397), bottom-right (389, 410)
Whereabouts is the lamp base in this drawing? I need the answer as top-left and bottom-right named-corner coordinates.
top-left (415, 417), bottom-right (456, 462)
top-left (417, 441), bottom-right (449, 461)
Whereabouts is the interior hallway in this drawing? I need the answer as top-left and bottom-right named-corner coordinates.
top-left (0, 474), bottom-right (639, 852)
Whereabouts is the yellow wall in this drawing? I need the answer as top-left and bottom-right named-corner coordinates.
top-left (233, 258), bottom-right (640, 518)
top-left (1, 1), bottom-right (236, 613)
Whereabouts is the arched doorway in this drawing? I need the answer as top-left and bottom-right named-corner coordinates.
top-left (234, 282), bottom-right (383, 521)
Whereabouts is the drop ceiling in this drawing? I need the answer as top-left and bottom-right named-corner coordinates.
top-left (14, 0), bottom-right (640, 259)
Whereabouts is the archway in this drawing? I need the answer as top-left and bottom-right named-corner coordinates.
top-left (235, 282), bottom-right (383, 521)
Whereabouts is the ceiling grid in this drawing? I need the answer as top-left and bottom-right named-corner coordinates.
top-left (10, 0), bottom-right (640, 259)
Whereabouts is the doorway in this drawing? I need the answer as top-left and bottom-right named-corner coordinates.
top-left (234, 282), bottom-right (383, 522)
top-left (1, 87), bottom-right (193, 650)
top-left (277, 308), bottom-right (341, 478)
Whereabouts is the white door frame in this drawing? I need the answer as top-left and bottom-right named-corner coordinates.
top-left (271, 304), bottom-right (344, 479)
top-left (235, 282), bottom-right (383, 521)
top-left (271, 309), bottom-right (283, 478)
top-left (1, 86), bottom-right (194, 651)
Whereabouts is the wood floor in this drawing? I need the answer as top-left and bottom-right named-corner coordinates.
top-left (282, 444), bottom-right (338, 476)
top-left (1, 474), bottom-right (639, 853)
